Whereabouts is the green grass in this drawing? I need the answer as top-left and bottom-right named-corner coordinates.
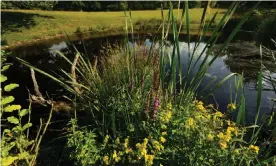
top-left (1, 8), bottom-right (227, 46)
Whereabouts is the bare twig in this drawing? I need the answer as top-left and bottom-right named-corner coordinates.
top-left (30, 68), bottom-right (43, 98)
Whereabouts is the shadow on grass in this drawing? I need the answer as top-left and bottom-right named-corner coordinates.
top-left (1, 11), bottom-right (54, 34)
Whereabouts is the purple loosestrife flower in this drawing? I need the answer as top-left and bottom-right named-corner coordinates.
top-left (152, 95), bottom-right (160, 120)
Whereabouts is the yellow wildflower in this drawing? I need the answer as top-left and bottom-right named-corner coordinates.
top-left (227, 103), bottom-right (236, 110)
top-left (167, 103), bottom-right (172, 110)
top-left (160, 136), bottom-right (166, 143)
top-left (143, 138), bottom-right (149, 145)
top-left (125, 148), bottom-right (132, 154)
top-left (197, 104), bottom-right (206, 112)
top-left (224, 133), bottom-right (231, 142)
top-left (112, 150), bottom-right (119, 162)
top-left (141, 148), bottom-right (147, 156)
top-left (115, 137), bottom-right (120, 144)
top-left (166, 111), bottom-right (172, 120)
top-left (153, 140), bottom-right (161, 151)
top-left (217, 132), bottom-right (231, 142)
top-left (249, 145), bottom-right (259, 154)
top-left (197, 101), bottom-right (204, 105)
top-left (145, 154), bottom-right (154, 165)
top-left (103, 156), bottom-right (109, 165)
top-left (227, 127), bottom-right (235, 134)
top-left (185, 118), bottom-right (195, 129)
top-left (207, 134), bottom-right (214, 141)
top-left (217, 132), bottom-right (224, 139)
top-left (124, 137), bottom-right (129, 148)
top-left (214, 111), bottom-right (223, 118)
top-left (219, 141), bottom-right (228, 149)
top-left (161, 131), bottom-right (167, 135)
top-left (136, 143), bottom-right (142, 149)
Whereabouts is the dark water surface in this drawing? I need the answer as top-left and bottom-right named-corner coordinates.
top-left (4, 34), bottom-right (276, 165)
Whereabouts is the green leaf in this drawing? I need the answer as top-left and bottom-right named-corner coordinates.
top-left (1, 96), bottom-right (15, 106)
top-left (22, 123), bottom-right (32, 131)
top-left (1, 156), bottom-right (19, 166)
top-left (19, 109), bottom-right (29, 117)
top-left (4, 105), bottom-right (21, 112)
top-left (1, 74), bottom-right (7, 83)
top-left (4, 84), bottom-right (19, 92)
top-left (1, 65), bottom-right (10, 72)
top-left (7, 116), bottom-right (19, 124)
top-left (3, 129), bottom-right (11, 133)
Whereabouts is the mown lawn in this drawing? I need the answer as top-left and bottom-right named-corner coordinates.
top-left (1, 8), bottom-right (227, 45)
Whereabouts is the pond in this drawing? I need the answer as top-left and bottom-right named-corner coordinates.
top-left (4, 34), bottom-right (276, 165)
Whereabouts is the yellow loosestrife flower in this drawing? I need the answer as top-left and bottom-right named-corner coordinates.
top-left (185, 118), bottom-right (195, 129)
top-left (219, 141), bottom-right (228, 149)
top-left (145, 154), bottom-right (154, 165)
top-left (161, 131), bottom-right (167, 135)
top-left (124, 137), bottom-right (129, 148)
top-left (103, 156), bottom-right (109, 165)
top-left (136, 143), bottom-right (142, 149)
top-left (227, 103), bottom-right (236, 110)
top-left (167, 103), bottom-right (172, 110)
top-left (160, 136), bottom-right (166, 143)
top-left (112, 150), bottom-right (119, 162)
top-left (207, 134), bottom-right (214, 141)
top-left (249, 145), bottom-right (259, 154)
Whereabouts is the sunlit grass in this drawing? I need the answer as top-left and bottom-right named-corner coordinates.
top-left (2, 8), bottom-right (227, 45)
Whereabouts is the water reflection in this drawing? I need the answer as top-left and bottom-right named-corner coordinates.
top-left (7, 36), bottom-right (276, 123)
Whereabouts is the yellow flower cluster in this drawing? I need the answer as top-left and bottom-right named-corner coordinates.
top-left (227, 103), bottom-right (237, 110)
top-left (217, 131), bottom-right (231, 149)
top-left (103, 155), bottom-right (109, 165)
top-left (249, 145), bottom-right (259, 154)
top-left (136, 138), bottom-right (155, 165)
top-left (112, 150), bottom-right (119, 162)
top-left (160, 136), bottom-right (166, 143)
top-left (196, 101), bottom-right (206, 112)
top-left (226, 126), bottom-right (239, 136)
top-left (185, 118), bottom-right (195, 129)
top-left (153, 140), bottom-right (164, 151)
top-left (207, 134), bottom-right (214, 141)
top-left (159, 103), bottom-right (172, 124)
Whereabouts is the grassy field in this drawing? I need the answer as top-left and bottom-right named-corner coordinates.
top-left (1, 8), bottom-right (227, 46)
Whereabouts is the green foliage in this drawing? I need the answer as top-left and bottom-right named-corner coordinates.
top-left (1, 51), bottom-right (52, 166)
top-left (4, 83), bottom-right (19, 92)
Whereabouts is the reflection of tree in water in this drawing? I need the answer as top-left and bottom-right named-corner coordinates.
top-left (217, 41), bottom-right (276, 85)
top-left (225, 57), bottom-right (275, 80)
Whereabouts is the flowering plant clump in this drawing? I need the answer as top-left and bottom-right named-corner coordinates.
top-left (63, 46), bottom-right (263, 165)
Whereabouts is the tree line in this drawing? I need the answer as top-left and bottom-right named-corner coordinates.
top-left (1, 1), bottom-right (275, 11)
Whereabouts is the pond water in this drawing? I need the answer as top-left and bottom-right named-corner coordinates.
top-left (5, 34), bottom-right (276, 124)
